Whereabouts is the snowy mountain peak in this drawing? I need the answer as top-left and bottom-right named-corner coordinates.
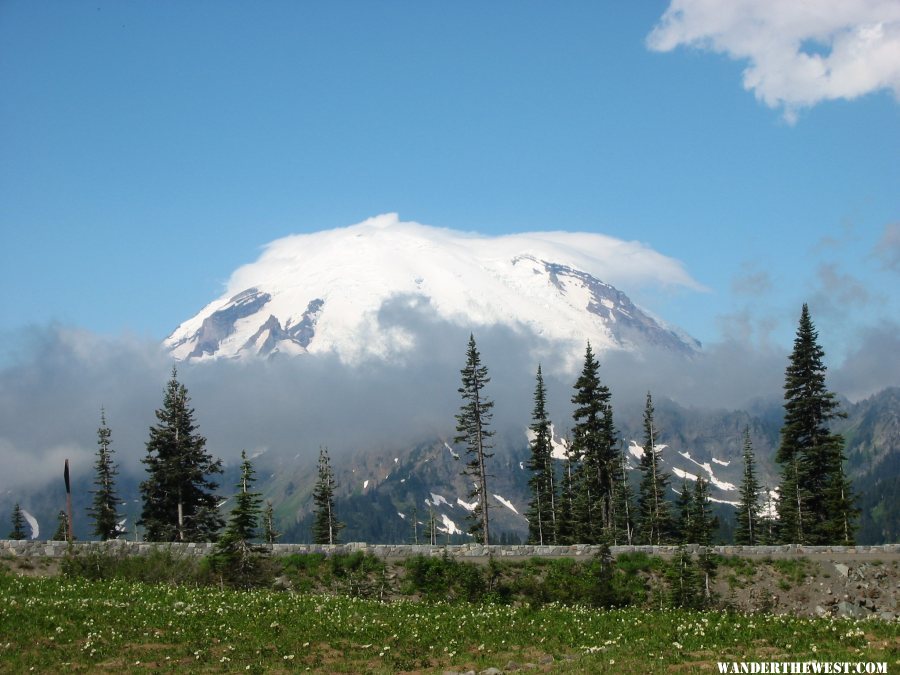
top-left (165, 215), bottom-right (701, 363)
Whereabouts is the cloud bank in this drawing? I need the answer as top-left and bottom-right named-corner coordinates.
top-left (647, 0), bottom-right (900, 121)
top-left (231, 214), bottom-right (707, 300)
top-left (3, 304), bottom-right (895, 498)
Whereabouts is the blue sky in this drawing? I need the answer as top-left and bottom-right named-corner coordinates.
top-left (1, 0), bottom-right (898, 368)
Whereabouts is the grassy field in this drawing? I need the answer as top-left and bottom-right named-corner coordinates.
top-left (1, 571), bottom-right (898, 673)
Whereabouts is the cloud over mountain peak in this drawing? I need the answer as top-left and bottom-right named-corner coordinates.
top-left (166, 215), bottom-right (703, 364)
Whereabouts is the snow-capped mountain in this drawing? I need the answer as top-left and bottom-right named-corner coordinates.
top-left (166, 214), bottom-right (701, 363)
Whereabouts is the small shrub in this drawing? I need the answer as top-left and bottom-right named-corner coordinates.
top-left (720, 555), bottom-right (756, 579)
top-left (771, 558), bottom-right (810, 585)
top-left (281, 552), bottom-right (326, 574)
top-left (329, 551), bottom-right (383, 577)
top-left (62, 546), bottom-right (211, 585)
top-left (616, 552), bottom-right (652, 575)
top-left (401, 554), bottom-right (486, 602)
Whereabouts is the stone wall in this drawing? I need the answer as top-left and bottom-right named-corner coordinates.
top-left (2, 539), bottom-right (899, 560)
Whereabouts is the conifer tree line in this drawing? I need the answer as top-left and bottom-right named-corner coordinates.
top-left (477, 303), bottom-right (856, 547)
top-left (3, 366), bottom-right (327, 548)
top-left (6, 304), bottom-right (856, 548)
top-left (515, 343), bottom-right (691, 547)
top-left (137, 369), bottom-right (338, 546)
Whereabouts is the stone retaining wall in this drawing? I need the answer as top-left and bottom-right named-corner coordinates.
top-left (2, 539), bottom-right (899, 560)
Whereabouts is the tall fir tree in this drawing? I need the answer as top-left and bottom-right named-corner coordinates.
top-left (212, 450), bottom-right (267, 585)
top-left (824, 459), bottom-right (858, 546)
top-left (759, 484), bottom-right (778, 545)
top-left (427, 504), bottom-right (438, 545)
top-left (734, 428), bottom-right (762, 545)
top-left (569, 342), bottom-right (619, 543)
top-left (613, 443), bottom-right (635, 545)
top-left (453, 334), bottom-right (494, 544)
top-left (525, 365), bottom-right (557, 545)
top-left (776, 304), bottom-right (856, 544)
top-left (690, 477), bottom-right (716, 546)
top-left (312, 447), bottom-right (343, 545)
top-left (409, 505), bottom-right (419, 544)
top-left (675, 480), bottom-right (694, 543)
top-left (569, 344), bottom-right (600, 542)
top-left (88, 408), bottom-right (122, 541)
top-left (691, 477), bottom-right (717, 602)
top-left (603, 407), bottom-right (632, 545)
top-left (555, 437), bottom-right (577, 545)
top-left (138, 368), bottom-right (224, 542)
top-left (667, 544), bottom-right (701, 609)
top-left (8, 503), bottom-right (27, 540)
top-left (262, 501), bottom-right (281, 545)
top-left (635, 392), bottom-right (673, 545)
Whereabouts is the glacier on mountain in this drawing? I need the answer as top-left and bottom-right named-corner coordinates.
top-left (165, 214), bottom-right (701, 364)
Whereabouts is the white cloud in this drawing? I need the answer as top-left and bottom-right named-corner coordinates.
top-left (231, 213), bottom-right (705, 296)
top-left (647, 0), bottom-right (900, 121)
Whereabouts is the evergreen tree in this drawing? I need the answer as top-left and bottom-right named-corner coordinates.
top-left (824, 460), bottom-right (858, 546)
top-left (588, 544), bottom-right (617, 607)
top-left (262, 501), bottom-right (281, 545)
top-left (139, 368), bottom-right (224, 542)
top-left (675, 480), bottom-right (694, 543)
top-left (53, 510), bottom-right (70, 541)
top-left (691, 477), bottom-right (717, 602)
top-left (312, 447), bottom-right (343, 545)
top-left (604, 408), bottom-right (631, 545)
top-left (759, 485), bottom-right (778, 545)
top-left (667, 545), bottom-right (701, 609)
top-left (613, 444), bottom-right (635, 545)
top-left (690, 477), bottom-right (716, 546)
top-left (212, 451), bottom-right (267, 586)
top-left (734, 428), bottom-right (762, 545)
top-left (525, 365), bottom-right (557, 545)
top-left (636, 392), bottom-right (672, 544)
top-left (427, 504), bottom-right (438, 545)
top-left (88, 408), bottom-right (122, 541)
top-left (555, 436), bottom-right (577, 545)
top-left (776, 304), bottom-right (856, 544)
top-left (453, 334), bottom-right (494, 544)
top-left (569, 342), bottom-right (618, 543)
top-left (409, 505), bottom-right (419, 545)
top-left (8, 503), bottom-right (27, 540)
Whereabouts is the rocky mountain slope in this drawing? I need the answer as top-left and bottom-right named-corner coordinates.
top-left (268, 389), bottom-right (898, 545)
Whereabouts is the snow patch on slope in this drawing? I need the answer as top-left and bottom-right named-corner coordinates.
top-left (457, 498), bottom-right (477, 511)
top-left (525, 423), bottom-right (570, 460)
top-left (428, 492), bottom-right (452, 508)
top-left (493, 494), bottom-right (520, 515)
top-left (439, 513), bottom-right (463, 536)
top-left (678, 451), bottom-right (737, 492)
top-left (628, 441), bottom-right (667, 461)
top-left (672, 466), bottom-right (699, 482)
top-left (709, 496), bottom-right (740, 507)
top-left (21, 509), bottom-right (39, 540)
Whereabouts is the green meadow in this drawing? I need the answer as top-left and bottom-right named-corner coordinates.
top-left (1, 570), bottom-right (897, 673)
